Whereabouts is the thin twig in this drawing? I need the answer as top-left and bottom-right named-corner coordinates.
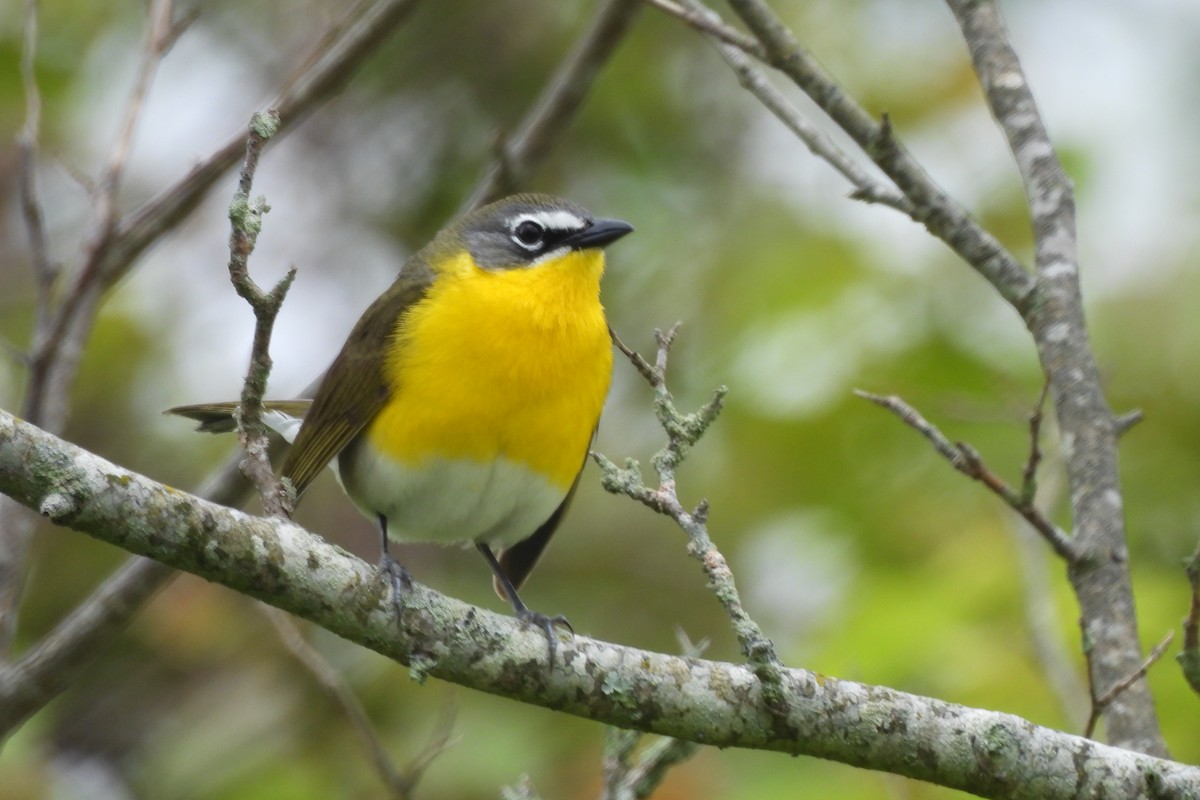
top-left (1084, 630), bottom-right (1173, 739)
top-left (1114, 409), bottom-right (1144, 437)
top-left (608, 325), bottom-right (655, 385)
top-left (32, 0), bottom-right (176, 425)
top-left (678, 0), bottom-right (910, 212)
top-left (1178, 546), bottom-right (1200, 696)
top-left (720, 0), bottom-right (1035, 314)
top-left (226, 111), bottom-right (295, 518)
top-left (0, 0), bottom-right (422, 725)
top-left (1010, 518), bottom-right (1089, 730)
top-left (854, 390), bottom-right (1077, 562)
top-left (641, 0), bottom-right (765, 58)
top-left (462, 0), bottom-right (642, 210)
top-left (1019, 382), bottom-right (1049, 505)
top-left (61, 0), bottom-right (424, 326)
top-left (18, 0), bottom-right (54, 314)
top-left (1, 0), bottom-right (48, 662)
top-left (592, 326), bottom-right (791, 723)
top-left (262, 607), bottom-right (404, 790)
top-left (601, 727), bottom-right (698, 800)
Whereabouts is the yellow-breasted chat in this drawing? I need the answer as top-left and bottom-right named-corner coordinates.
top-left (169, 193), bottom-right (633, 660)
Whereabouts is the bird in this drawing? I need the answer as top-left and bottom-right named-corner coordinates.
top-left (169, 193), bottom-right (633, 662)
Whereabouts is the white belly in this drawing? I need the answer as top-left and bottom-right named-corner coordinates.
top-left (262, 408), bottom-right (566, 547)
top-left (339, 444), bottom-right (566, 549)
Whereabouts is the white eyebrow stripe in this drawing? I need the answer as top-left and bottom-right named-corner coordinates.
top-left (511, 210), bottom-right (587, 232)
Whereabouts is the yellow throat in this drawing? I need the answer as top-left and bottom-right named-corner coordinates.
top-left (368, 247), bottom-right (613, 490)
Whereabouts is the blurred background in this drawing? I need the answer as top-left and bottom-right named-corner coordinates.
top-left (1, 0), bottom-right (1199, 797)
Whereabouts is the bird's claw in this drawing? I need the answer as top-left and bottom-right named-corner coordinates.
top-left (517, 609), bottom-right (573, 667)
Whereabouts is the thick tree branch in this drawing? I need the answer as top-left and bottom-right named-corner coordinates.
top-left (945, 0), bottom-right (1166, 757)
top-left (0, 410), bottom-right (1197, 798)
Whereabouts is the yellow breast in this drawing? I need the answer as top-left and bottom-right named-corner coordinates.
top-left (366, 248), bottom-right (613, 491)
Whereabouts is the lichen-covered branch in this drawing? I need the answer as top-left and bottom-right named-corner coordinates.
top-left (226, 110), bottom-right (295, 518)
top-left (944, 0), bottom-right (1167, 757)
top-left (596, 326), bottom-right (786, 725)
top-left (1, 409), bottom-right (1197, 798)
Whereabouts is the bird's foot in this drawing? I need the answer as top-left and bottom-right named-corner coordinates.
top-left (379, 552), bottom-right (413, 621)
top-left (516, 608), bottom-right (573, 667)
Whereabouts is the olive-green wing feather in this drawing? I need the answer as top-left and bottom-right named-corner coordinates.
top-left (281, 275), bottom-right (431, 498)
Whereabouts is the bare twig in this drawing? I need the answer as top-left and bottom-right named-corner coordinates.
top-left (462, 0), bottom-right (642, 210)
top-left (592, 327), bottom-right (790, 721)
top-left (0, 0), bottom-right (422, 722)
top-left (1114, 409), bottom-right (1144, 437)
top-left (678, 0), bottom-right (910, 211)
top-left (854, 390), bottom-right (1077, 562)
top-left (60, 0), bottom-right (423, 325)
top-left (1018, 382), bottom-right (1049, 504)
top-left (945, 0), bottom-right (1166, 756)
top-left (1084, 630), bottom-right (1173, 739)
top-left (262, 606), bottom-right (457, 798)
top-left (0, 0), bottom-right (49, 662)
top-left (1178, 546), bottom-right (1200, 696)
top-left (641, 0), bottom-right (765, 58)
top-left (0, 0), bottom-right (177, 658)
top-left (1011, 519), bottom-right (1089, 730)
top-left (226, 111), bottom-right (295, 518)
top-left (27, 0), bottom-right (176, 430)
top-left (18, 0), bottom-right (54, 314)
top-left (710, 0), bottom-right (1035, 313)
top-left (608, 326), bottom-right (656, 385)
top-left (601, 727), bottom-right (698, 800)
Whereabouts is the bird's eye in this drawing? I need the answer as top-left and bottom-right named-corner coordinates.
top-left (512, 220), bottom-right (546, 249)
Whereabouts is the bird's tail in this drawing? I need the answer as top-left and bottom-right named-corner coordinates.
top-left (165, 400), bottom-right (313, 443)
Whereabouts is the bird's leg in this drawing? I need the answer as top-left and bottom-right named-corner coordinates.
top-left (476, 543), bottom-right (571, 667)
top-left (378, 514), bottom-right (412, 620)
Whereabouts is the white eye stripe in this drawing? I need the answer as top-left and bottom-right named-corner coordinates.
top-left (508, 210), bottom-right (587, 234)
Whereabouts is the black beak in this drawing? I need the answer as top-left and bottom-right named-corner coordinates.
top-left (565, 218), bottom-right (634, 250)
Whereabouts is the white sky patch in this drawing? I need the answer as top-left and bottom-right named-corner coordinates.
top-left (732, 287), bottom-right (926, 418)
top-left (738, 508), bottom-right (856, 653)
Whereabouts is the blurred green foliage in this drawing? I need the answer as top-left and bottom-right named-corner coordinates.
top-left (1, 0), bottom-right (1198, 798)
